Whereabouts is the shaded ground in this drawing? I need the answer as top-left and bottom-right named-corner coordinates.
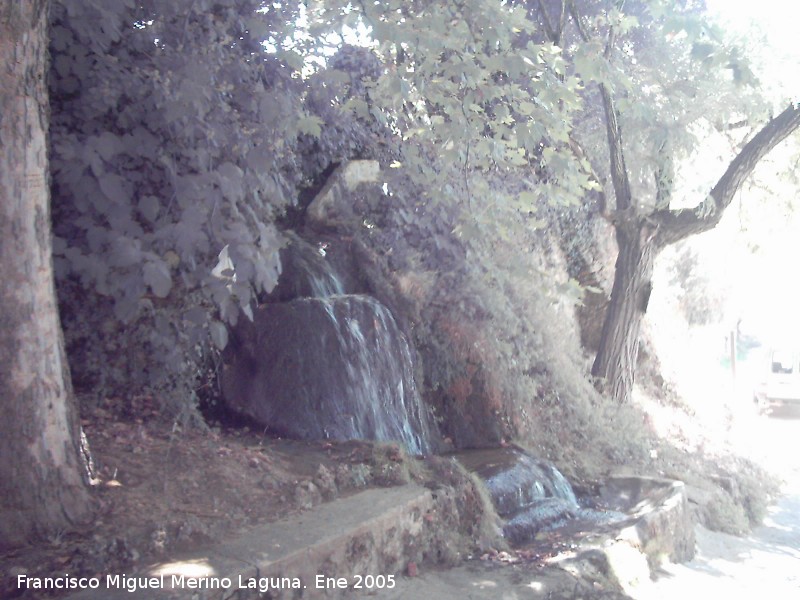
top-left (0, 398), bottom-right (425, 599)
top-left (371, 559), bottom-right (631, 599)
top-left (0, 392), bottom-right (788, 599)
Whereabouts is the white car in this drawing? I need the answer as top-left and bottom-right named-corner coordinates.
top-left (754, 348), bottom-right (800, 413)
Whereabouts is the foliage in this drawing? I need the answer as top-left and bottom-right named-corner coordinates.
top-left (702, 459), bottom-right (779, 535)
top-left (50, 0), bottom-right (301, 319)
top-left (48, 0), bottom-right (597, 413)
top-left (356, 157), bottom-right (652, 472)
top-left (49, 0), bottom-right (306, 407)
top-left (546, 0), bottom-right (771, 212)
top-left (521, 0), bottom-right (800, 403)
top-left (49, 0), bottom-right (798, 441)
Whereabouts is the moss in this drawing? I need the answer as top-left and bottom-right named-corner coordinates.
top-left (418, 456), bottom-right (506, 553)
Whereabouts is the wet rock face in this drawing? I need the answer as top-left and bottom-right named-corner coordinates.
top-left (221, 295), bottom-right (440, 455)
top-left (266, 233), bottom-right (363, 303)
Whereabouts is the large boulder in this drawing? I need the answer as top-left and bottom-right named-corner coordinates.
top-left (221, 295), bottom-right (440, 455)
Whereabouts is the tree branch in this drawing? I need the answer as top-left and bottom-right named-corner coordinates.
top-left (567, 134), bottom-right (610, 215)
top-left (567, 3), bottom-right (633, 216)
top-left (654, 102), bottom-right (800, 246)
top-left (567, 1), bottom-right (590, 43)
top-left (557, 0), bottom-right (567, 43)
top-left (599, 80), bottom-right (633, 212)
top-left (537, 0), bottom-right (557, 43)
top-left (566, 0), bottom-right (632, 215)
top-left (537, 0), bottom-right (567, 45)
top-left (654, 139), bottom-right (673, 209)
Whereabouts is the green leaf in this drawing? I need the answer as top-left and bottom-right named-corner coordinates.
top-left (516, 101), bottom-right (537, 116)
top-left (143, 260), bottom-right (172, 298)
top-left (241, 302), bottom-right (254, 322)
top-left (279, 50), bottom-right (305, 71)
top-left (137, 195), bottom-right (160, 223)
top-left (94, 132), bottom-right (122, 161)
top-left (296, 115), bottom-right (324, 138)
top-left (183, 306), bottom-right (207, 325)
top-left (343, 97), bottom-right (371, 119)
top-left (517, 191), bottom-right (538, 208)
top-left (98, 173), bottom-right (130, 204)
top-left (209, 320), bottom-right (229, 351)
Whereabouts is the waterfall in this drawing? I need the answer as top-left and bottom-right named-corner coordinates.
top-left (457, 448), bottom-right (578, 518)
top-left (296, 247), bottom-right (345, 298)
top-left (315, 295), bottom-right (436, 455)
top-left (221, 233), bottom-right (441, 455)
top-left (267, 233), bottom-right (346, 302)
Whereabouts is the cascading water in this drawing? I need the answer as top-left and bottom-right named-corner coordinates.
top-left (221, 232), bottom-right (628, 542)
top-left (294, 246), bottom-right (345, 298)
top-left (318, 295), bottom-right (436, 455)
top-left (456, 447), bottom-right (626, 545)
top-left (266, 232), bottom-right (348, 302)
top-left (221, 234), bottom-right (440, 455)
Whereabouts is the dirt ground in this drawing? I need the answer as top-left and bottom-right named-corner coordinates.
top-left (0, 397), bottom-right (428, 599)
top-left (0, 389), bottom-right (785, 600)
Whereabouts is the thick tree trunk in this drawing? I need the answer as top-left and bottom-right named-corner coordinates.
top-left (591, 221), bottom-right (657, 403)
top-left (560, 0), bottom-right (800, 405)
top-left (592, 104), bottom-right (800, 404)
top-left (0, 0), bottom-right (93, 549)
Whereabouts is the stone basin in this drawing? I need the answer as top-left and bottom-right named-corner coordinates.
top-left (453, 447), bottom-right (696, 571)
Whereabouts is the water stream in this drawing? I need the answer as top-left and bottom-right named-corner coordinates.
top-left (310, 293), bottom-right (438, 455)
top-left (225, 232), bottom-right (620, 539)
top-left (455, 447), bottom-right (626, 545)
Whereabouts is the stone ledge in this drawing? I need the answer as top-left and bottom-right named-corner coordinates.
top-left (601, 476), bottom-right (696, 566)
top-left (559, 476), bottom-right (695, 595)
top-left (65, 485), bottom-right (436, 600)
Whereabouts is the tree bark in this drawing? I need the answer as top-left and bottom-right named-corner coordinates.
top-left (0, 0), bottom-right (93, 548)
top-left (653, 103), bottom-right (800, 245)
top-left (593, 103), bottom-right (800, 403)
top-left (591, 220), bottom-right (656, 401)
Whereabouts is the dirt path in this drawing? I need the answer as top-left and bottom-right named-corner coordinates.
top-left (633, 412), bottom-right (800, 598)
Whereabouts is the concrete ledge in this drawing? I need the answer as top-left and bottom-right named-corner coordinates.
top-left (66, 485), bottom-right (435, 600)
top-left (600, 476), bottom-right (696, 566)
top-left (560, 476), bottom-right (695, 595)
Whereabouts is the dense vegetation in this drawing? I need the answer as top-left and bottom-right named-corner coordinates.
top-left (48, 0), bottom-right (798, 417)
top-left (3, 0), bottom-right (797, 546)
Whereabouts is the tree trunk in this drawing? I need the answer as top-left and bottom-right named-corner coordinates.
top-left (559, 0), bottom-right (800, 405)
top-left (591, 104), bottom-right (800, 404)
top-left (0, 0), bottom-right (93, 549)
top-left (591, 221), bottom-right (657, 403)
